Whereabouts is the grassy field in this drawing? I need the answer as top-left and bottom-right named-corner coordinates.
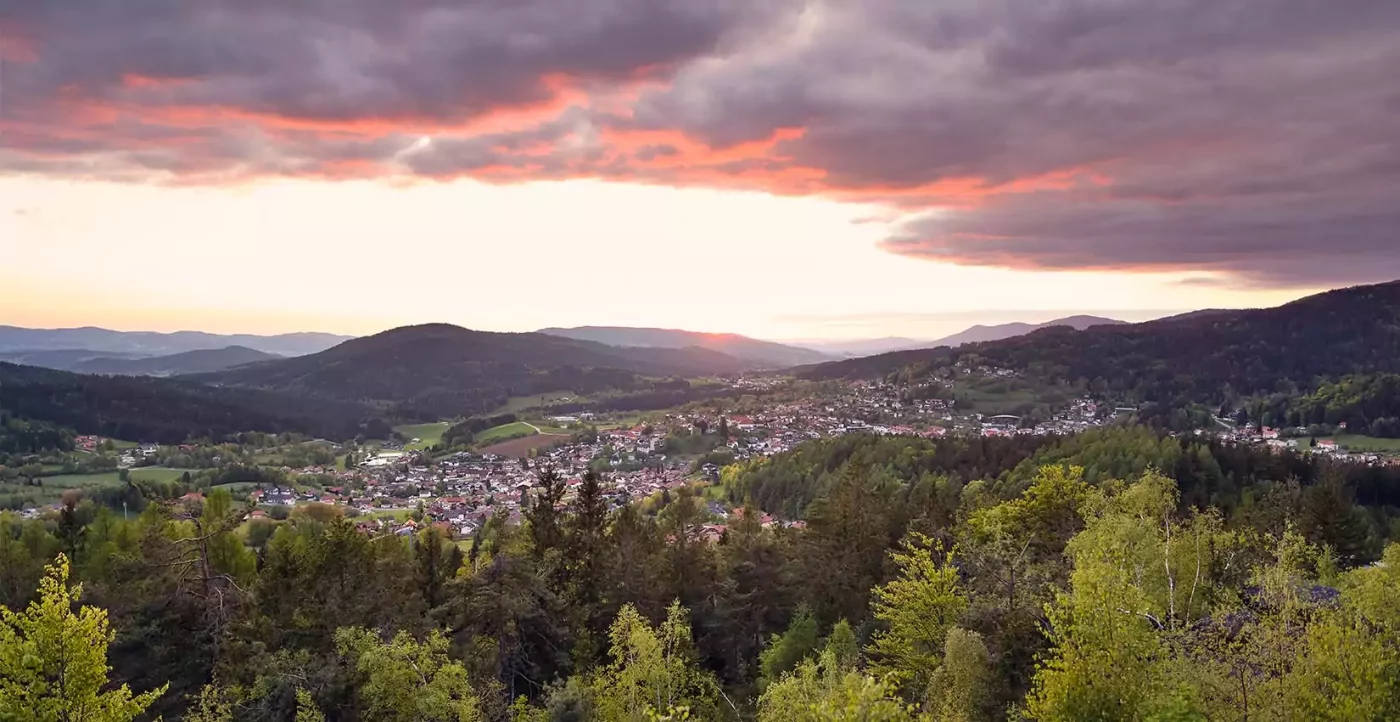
top-left (212, 481), bottom-right (261, 492)
top-left (363, 509), bottom-right (412, 521)
top-left (396, 422), bottom-right (451, 451)
top-left (475, 421), bottom-right (538, 445)
top-left (478, 434), bottom-right (564, 459)
top-left (952, 376), bottom-right (1079, 416)
top-left (42, 467), bottom-right (191, 487)
top-left (2, 467), bottom-right (194, 507)
top-left (1328, 434), bottom-right (1400, 453)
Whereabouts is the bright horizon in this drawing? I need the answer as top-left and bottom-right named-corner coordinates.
top-left (0, 176), bottom-right (1321, 342)
top-left (4, 1), bottom-right (1395, 341)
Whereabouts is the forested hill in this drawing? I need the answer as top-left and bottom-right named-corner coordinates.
top-left (0, 362), bottom-right (370, 443)
top-left (196, 323), bottom-right (749, 418)
top-left (72, 345), bottom-right (280, 376)
top-left (538, 326), bottom-right (833, 367)
top-left (799, 279), bottom-right (1400, 404)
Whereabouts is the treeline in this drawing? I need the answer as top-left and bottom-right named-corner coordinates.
top-left (0, 410), bottom-right (75, 457)
top-left (1234, 373), bottom-right (1400, 437)
top-left (800, 280), bottom-right (1400, 418)
top-left (725, 428), bottom-right (1398, 563)
top-left (720, 433), bottom-right (1055, 519)
top-left (0, 362), bottom-right (371, 444)
top-left (547, 381), bottom-right (764, 416)
top-left (441, 413), bottom-right (522, 448)
top-left (3, 429), bottom-right (1400, 719)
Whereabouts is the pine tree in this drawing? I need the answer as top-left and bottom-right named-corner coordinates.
top-left (566, 470), bottom-right (613, 663)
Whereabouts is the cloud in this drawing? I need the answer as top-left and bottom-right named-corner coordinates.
top-left (3, 0), bottom-right (1399, 287)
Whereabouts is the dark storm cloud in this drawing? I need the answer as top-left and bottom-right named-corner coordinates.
top-left (2, 0), bottom-right (771, 121)
top-left (2, 0), bottom-right (1398, 286)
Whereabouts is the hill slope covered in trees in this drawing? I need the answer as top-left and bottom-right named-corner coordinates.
top-left (801, 280), bottom-right (1400, 408)
top-left (0, 362), bottom-right (370, 443)
top-left (196, 324), bottom-right (750, 418)
top-left (538, 326), bottom-right (834, 367)
top-left (72, 345), bottom-right (281, 376)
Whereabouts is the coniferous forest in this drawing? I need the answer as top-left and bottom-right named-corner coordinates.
top-left (3, 428), bottom-right (1399, 720)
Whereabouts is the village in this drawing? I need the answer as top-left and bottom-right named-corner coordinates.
top-left (213, 371), bottom-right (1400, 541)
top-left (39, 371), bottom-right (1397, 530)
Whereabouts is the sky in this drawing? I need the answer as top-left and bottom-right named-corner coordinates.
top-left (2, 0), bottom-right (1397, 341)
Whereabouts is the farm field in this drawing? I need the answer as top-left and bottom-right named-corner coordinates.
top-left (42, 466), bottom-right (191, 488)
top-left (477, 433), bottom-right (566, 459)
top-left (1328, 434), bottom-right (1400, 453)
top-left (396, 422), bottom-right (451, 451)
top-left (474, 421), bottom-right (538, 445)
top-left (2, 467), bottom-right (197, 508)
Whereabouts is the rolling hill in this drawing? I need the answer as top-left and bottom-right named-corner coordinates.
top-left (71, 346), bottom-right (281, 376)
top-left (537, 326), bottom-right (833, 366)
top-left (0, 325), bottom-right (351, 356)
top-left (0, 362), bottom-right (370, 444)
top-left (925, 315), bottom-right (1125, 348)
top-left (196, 324), bottom-right (749, 418)
top-left (793, 337), bottom-right (929, 358)
top-left (800, 280), bottom-right (1400, 406)
top-left (791, 316), bottom-right (1125, 357)
top-left (0, 348), bottom-right (148, 371)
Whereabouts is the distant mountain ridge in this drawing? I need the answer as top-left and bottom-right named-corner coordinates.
top-left (927, 315), bottom-right (1126, 348)
top-left (73, 346), bottom-right (281, 376)
top-left (795, 316), bottom-right (1126, 357)
top-left (799, 280), bottom-right (1400, 408)
top-left (197, 323), bottom-right (751, 418)
top-left (789, 337), bottom-right (927, 358)
top-left (0, 325), bottom-right (352, 356)
top-left (538, 326), bottom-right (833, 367)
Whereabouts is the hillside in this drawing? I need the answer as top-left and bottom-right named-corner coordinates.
top-left (0, 325), bottom-right (351, 356)
top-left (791, 316), bottom-right (1124, 357)
top-left (0, 362), bottom-right (369, 443)
top-left (197, 324), bottom-right (748, 418)
top-left (800, 280), bottom-right (1400, 406)
top-left (927, 315), bottom-right (1125, 348)
top-left (537, 325), bottom-right (833, 366)
top-left (0, 348), bottom-right (148, 371)
top-left (72, 345), bottom-right (280, 376)
top-left (791, 336), bottom-right (927, 358)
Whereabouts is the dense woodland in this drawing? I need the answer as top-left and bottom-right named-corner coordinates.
top-left (801, 281), bottom-right (1400, 428)
top-left (0, 363), bottom-right (369, 444)
top-left (3, 428), bottom-right (1398, 720)
top-left (195, 325), bottom-right (748, 420)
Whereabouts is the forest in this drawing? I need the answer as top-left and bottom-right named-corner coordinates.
top-left (2, 428), bottom-right (1398, 720)
top-left (0, 362), bottom-right (370, 444)
top-left (799, 280), bottom-right (1400, 426)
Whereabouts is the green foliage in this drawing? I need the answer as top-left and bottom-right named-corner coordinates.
top-left (759, 605), bottom-right (820, 689)
top-left (335, 626), bottom-right (483, 722)
top-left (589, 602), bottom-right (720, 721)
top-left (294, 688), bottom-right (326, 722)
top-left (759, 641), bottom-right (917, 722)
top-left (0, 554), bottom-right (166, 721)
top-left (867, 532), bottom-right (967, 698)
top-left (2, 428), bottom-right (1399, 720)
top-left (927, 628), bottom-right (992, 722)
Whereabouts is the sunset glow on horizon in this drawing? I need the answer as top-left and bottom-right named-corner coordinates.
top-left (4, 0), bottom-right (1397, 340)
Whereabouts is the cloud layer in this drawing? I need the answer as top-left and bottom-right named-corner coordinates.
top-left (4, 0), bottom-right (1398, 285)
